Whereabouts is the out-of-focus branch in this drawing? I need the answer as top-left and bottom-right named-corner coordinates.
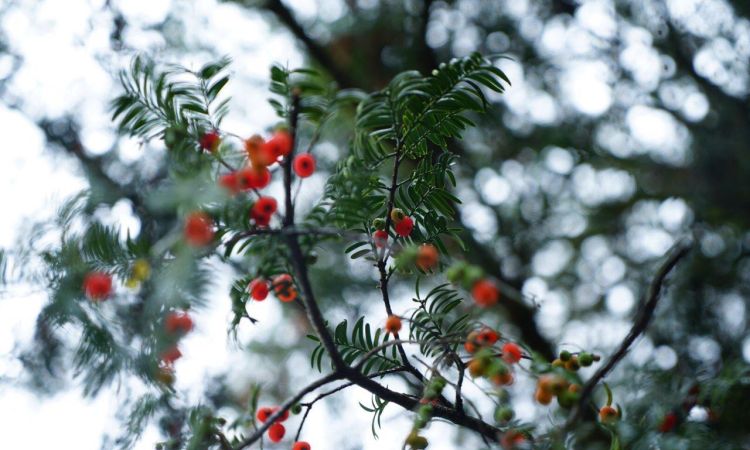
top-left (565, 241), bottom-right (692, 429)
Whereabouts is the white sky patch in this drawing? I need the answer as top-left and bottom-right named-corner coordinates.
top-left (562, 60), bottom-right (613, 116)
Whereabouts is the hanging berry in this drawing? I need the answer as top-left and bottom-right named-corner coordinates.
top-left (415, 243), bottom-right (438, 271)
top-left (199, 130), bottom-right (220, 153)
top-left (245, 135), bottom-right (276, 167)
top-left (373, 230), bottom-right (389, 248)
top-left (599, 405), bottom-right (619, 424)
top-left (248, 278), bottom-right (270, 301)
top-left (393, 216), bottom-right (414, 237)
top-left (256, 407), bottom-right (274, 423)
top-left (471, 279), bottom-right (499, 307)
top-left (165, 311), bottom-right (193, 334)
top-left (293, 442), bottom-right (311, 450)
top-left (219, 172), bottom-right (240, 194)
top-left (184, 212), bottom-right (215, 247)
top-left (239, 166), bottom-right (271, 190)
top-left (501, 342), bottom-right (522, 364)
top-left (266, 129), bottom-right (293, 159)
top-left (253, 196), bottom-right (278, 217)
top-left (267, 422), bottom-right (286, 443)
top-left (476, 328), bottom-right (499, 346)
top-left (83, 272), bottom-right (113, 301)
top-left (659, 412), bottom-right (678, 433)
top-left (160, 346), bottom-right (182, 365)
top-left (384, 315), bottom-right (402, 334)
top-left (293, 153), bottom-right (316, 178)
top-left (273, 274), bottom-right (298, 302)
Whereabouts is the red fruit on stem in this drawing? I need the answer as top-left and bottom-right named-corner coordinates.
top-left (373, 230), bottom-right (388, 248)
top-left (161, 346), bottom-right (182, 365)
top-left (502, 342), bottom-right (523, 364)
top-left (384, 315), bottom-right (402, 334)
top-left (83, 272), bottom-right (113, 301)
top-left (184, 212), bottom-right (215, 247)
top-left (471, 279), bottom-right (499, 307)
top-left (199, 131), bottom-right (220, 152)
top-left (248, 278), bottom-right (270, 301)
top-left (476, 328), bottom-right (499, 346)
top-left (256, 407), bottom-right (273, 423)
top-left (239, 167), bottom-right (271, 190)
top-left (293, 441), bottom-right (311, 450)
top-left (266, 130), bottom-right (293, 159)
top-left (416, 243), bottom-right (439, 271)
top-left (219, 172), bottom-right (240, 194)
top-left (272, 407), bottom-right (290, 422)
top-left (267, 422), bottom-right (285, 443)
top-left (394, 216), bottom-right (414, 237)
top-left (273, 274), bottom-right (298, 302)
top-left (165, 311), bottom-right (193, 334)
top-left (253, 196), bottom-right (278, 217)
top-left (293, 153), bottom-right (316, 178)
top-left (246, 135), bottom-right (276, 167)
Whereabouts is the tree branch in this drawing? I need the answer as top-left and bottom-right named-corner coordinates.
top-left (565, 241), bottom-right (692, 429)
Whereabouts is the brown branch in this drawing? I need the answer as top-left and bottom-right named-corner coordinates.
top-left (565, 241), bottom-right (692, 429)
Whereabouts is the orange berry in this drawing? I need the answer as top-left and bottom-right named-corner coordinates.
top-left (599, 405), bottom-right (619, 423)
top-left (476, 328), bottom-right (500, 346)
top-left (472, 279), bottom-right (499, 307)
top-left (468, 358), bottom-right (486, 378)
top-left (384, 315), bottom-right (402, 334)
top-left (500, 430), bottom-right (526, 449)
top-left (491, 371), bottom-right (514, 386)
top-left (245, 135), bottom-right (275, 167)
top-left (535, 387), bottom-right (553, 405)
top-left (416, 243), bottom-right (439, 271)
top-left (273, 274), bottom-right (298, 302)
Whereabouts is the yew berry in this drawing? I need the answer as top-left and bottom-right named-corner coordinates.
top-left (267, 422), bottom-right (285, 443)
top-left (256, 407), bottom-right (274, 423)
top-left (248, 278), bottom-right (270, 301)
top-left (245, 135), bottom-right (275, 167)
top-left (240, 167), bottom-right (271, 190)
top-left (468, 358), bottom-right (486, 378)
top-left (165, 311), bottom-right (193, 334)
top-left (253, 196), bottom-right (278, 217)
top-left (476, 328), bottom-right (500, 346)
top-left (373, 230), bottom-right (389, 248)
top-left (385, 315), bottom-right (402, 334)
top-left (416, 243), bottom-right (439, 271)
top-left (155, 366), bottom-right (175, 385)
top-left (500, 430), bottom-right (526, 449)
top-left (464, 331), bottom-right (479, 353)
top-left (599, 405), bottom-right (619, 423)
top-left (83, 272), bottom-right (113, 301)
top-left (184, 212), bottom-right (214, 247)
top-left (394, 216), bottom-right (414, 237)
top-left (471, 279), bottom-right (499, 307)
top-left (219, 172), bottom-right (241, 195)
top-left (199, 131), bottom-right (220, 152)
top-left (272, 407), bottom-right (290, 422)
top-left (390, 208), bottom-right (405, 223)
top-left (491, 371), bottom-right (514, 386)
top-left (292, 442), bottom-right (311, 450)
top-left (564, 356), bottom-right (580, 371)
top-left (250, 209), bottom-right (271, 227)
top-left (265, 130), bottom-right (293, 159)
top-left (161, 346), bottom-right (182, 365)
top-left (659, 412), bottom-right (677, 433)
top-left (502, 342), bottom-right (522, 364)
top-left (535, 387), bottom-right (553, 405)
top-left (273, 274), bottom-right (298, 302)
top-left (293, 153), bottom-right (316, 178)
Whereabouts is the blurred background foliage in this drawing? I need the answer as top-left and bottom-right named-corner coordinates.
top-left (1, 0), bottom-right (749, 449)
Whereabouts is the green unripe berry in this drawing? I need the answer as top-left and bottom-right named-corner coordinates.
top-left (424, 388), bottom-right (439, 400)
top-left (406, 432), bottom-right (429, 449)
top-left (431, 377), bottom-right (447, 391)
top-left (373, 218), bottom-right (386, 230)
top-left (463, 265), bottom-right (484, 287)
top-left (291, 404), bottom-right (302, 415)
top-left (579, 352), bottom-right (593, 367)
top-left (445, 263), bottom-right (466, 284)
top-left (559, 350), bottom-right (572, 361)
top-left (495, 406), bottom-right (514, 423)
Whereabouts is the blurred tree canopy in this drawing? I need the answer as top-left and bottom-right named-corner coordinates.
top-left (1, 0), bottom-right (749, 449)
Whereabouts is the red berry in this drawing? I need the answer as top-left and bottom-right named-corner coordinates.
top-left (659, 412), bottom-right (678, 433)
top-left (502, 342), bottom-right (522, 364)
top-left (293, 153), bottom-right (316, 178)
top-left (476, 328), bottom-right (499, 346)
top-left (416, 243), bottom-right (439, 271)
top-left (385, 315), bottom-right (402, 334)
top-left (471, 279), bottom-right (499, 307)
top-left (161, 346), bottom-right (182, 365)
top-left (253, 196), bottom-right (278, 217)
top-left (165, 311), bottom-right (193, 334)
top-left (373, 230), bottom-right (388, 248)
top-left (239, 167), bottom-right (271, 190)
top-left (199, 131), bottom-right (220, 152)
top-left (250, 209), bottom-right (271, 227)
top-left (293, 441), bottom-right (311, 450)
top-left (599, 405), bottom-right (619, 423)
top-left (273, 274), bottom-right (298, 302)
top-left (184, 212), bottom-right (214, 247)
top-left (83, 272), bottom-right (113, 301)
top-left (267, 422), bottom-right (285, 443)
top-left (248, 278), bottom-right (270, 301)
top-left (393, 216), bottom-right (414, 237)
top-left (219, 172), bottom-right (240, 194)
top-left (256, 407), bottom-right (274, 423)
top-left (272, 407), bottom-right (290, 422)
top-left (267, 130), bottom-right (293, 159)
